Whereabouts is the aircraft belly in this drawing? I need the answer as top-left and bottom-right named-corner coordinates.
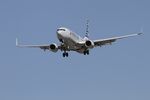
top-left (63, 38), bottom-right (81, 50)
top-left (58, 34), bottom-right (85, 53)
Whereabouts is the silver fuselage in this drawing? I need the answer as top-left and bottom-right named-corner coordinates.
top-left (57, 27), bottom-right (86, 53)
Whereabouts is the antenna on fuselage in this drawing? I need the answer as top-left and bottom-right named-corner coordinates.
top-left (85, 19), bottom-right (89, 38)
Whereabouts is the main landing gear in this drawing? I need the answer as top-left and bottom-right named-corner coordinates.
top-left (63, 52), bottom-right (69, 57)
top-left (83, 50), bottom-right (89, 55)
top-left (59, 41), bottom-right (69, 57)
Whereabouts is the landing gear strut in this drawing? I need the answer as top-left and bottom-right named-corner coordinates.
top-left (63, 52), bottom-right (69, 57)
top-left (83, 50), bottom-right (89, 55)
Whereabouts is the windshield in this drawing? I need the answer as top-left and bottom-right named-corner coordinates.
top-left (57, 29), bottom-right (66, 31)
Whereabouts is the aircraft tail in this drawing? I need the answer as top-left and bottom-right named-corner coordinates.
top-left (85, 19), bottom-right (89, 38)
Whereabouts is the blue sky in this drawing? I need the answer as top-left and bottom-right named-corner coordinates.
top-left (0, 0), bottom-right (150, 100)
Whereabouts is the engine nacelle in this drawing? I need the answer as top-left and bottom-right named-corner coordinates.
top-left (85, 40), bottom-right (94, 48)
top-left (49, 43), bottom-right (58, 52)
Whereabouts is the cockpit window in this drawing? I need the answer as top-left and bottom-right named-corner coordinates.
top-left (57, 29), bottom-right (66, 31)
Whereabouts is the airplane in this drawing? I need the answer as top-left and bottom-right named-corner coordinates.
top-left (16, 21), bottom-right (142, 57)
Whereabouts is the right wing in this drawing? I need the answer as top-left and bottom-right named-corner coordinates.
top-left (16, 38), bottom-right (51, 50)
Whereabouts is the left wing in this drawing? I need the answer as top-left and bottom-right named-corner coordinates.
top-left (93, 33), bottom-right (142, 47)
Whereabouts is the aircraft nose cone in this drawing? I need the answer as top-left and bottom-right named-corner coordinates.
top-left (57, 31), bottom-right (62, 36)
top-left (57, 31), bottom-right (64, 40)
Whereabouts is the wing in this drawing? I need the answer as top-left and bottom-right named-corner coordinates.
top-left (93, 33), bottom-right (142, 47)
top-left (16, 38), bottom-right (51, 50)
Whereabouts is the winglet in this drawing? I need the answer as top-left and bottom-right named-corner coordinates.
top-left (138, 27), bottom-right (144, 35)
top-left (16, 38), bottom-right (18, 46)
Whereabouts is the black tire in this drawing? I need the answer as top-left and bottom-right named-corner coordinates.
top-left (63, 53), bottom-right (65, 57)
top-left (66, 53), bottom-right (68, 57)
top-left (83, 51), bottom-right (86, 55)
top-left (83, 50), bottom-right (89, 55)
top-left (87, 50), bottom-right (89, 55)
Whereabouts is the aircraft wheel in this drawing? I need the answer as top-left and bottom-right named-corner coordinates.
top-left (66, 52), bottom-right (69, 57)
top-left (62, 52), bottom-right (69, 57)
top-left (83, 50), bottom-right (89, 55)
top-left (87, 50), bottom-right (89, 55)
top-left (83, 51), bottom-right (86, 55)
top-left (63, 53), bottom-right (66, 57)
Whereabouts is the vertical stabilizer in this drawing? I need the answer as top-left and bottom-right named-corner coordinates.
top-left (85, 19), bottom-right (89, 38)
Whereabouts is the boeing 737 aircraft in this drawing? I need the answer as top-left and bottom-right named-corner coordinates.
top-left (16, 21), bottom-right (142, 57)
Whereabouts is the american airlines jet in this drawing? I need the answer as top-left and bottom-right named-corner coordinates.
top-left (16, 21), bottom-right (142, 57)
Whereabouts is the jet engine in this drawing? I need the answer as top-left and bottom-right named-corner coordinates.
top-left (49, 43), bottom-right (58, 52)
top-left (85, 40), bottom-right (94, 48)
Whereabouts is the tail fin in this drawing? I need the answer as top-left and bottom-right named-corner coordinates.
top-left (85, 19), bottom-right (89, 38)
